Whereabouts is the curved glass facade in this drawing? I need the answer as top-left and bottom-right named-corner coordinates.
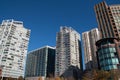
top-left (96, 38), bottom-right (120, 71)
top-left (98, 47), bottom-right (119, 70)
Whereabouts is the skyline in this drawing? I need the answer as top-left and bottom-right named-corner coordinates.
top-left (0, 0), bottom-right (120, 51)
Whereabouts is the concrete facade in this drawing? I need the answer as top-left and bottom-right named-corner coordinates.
top-left (55, 27), bottom-right (82, 76)
top-left (94, 1), bottom-right (120, 39)
top-left (82, 28), bottom-right (100, 70)
top-left (0, 19), bottom-right (30, 78)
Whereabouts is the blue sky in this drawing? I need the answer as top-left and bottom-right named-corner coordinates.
top-left (0, 0), bottom-right (120, 51)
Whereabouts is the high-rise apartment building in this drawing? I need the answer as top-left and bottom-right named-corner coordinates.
top-left (94, 1), bottom-right (120, 38)
top-left (25, 46), bottom-right (55, 79)
top-left (82, 28), bottom-right (100, 70)
top-left (0, 19), bottom-right (30, 78)
top-left (82, 31), bottom-right (92, 70)
top-left (89, 28), bottom-right (100, 69)
top-left (55, 27), bottom-right (82, 76)
top-left (94, 1), bottom-right (120, 71)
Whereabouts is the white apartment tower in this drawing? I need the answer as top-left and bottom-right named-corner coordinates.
top-left (0, 19), bottom-right (30, 78)
top-left (55, 27), bottom-right (82, 76)
top-left (82, 28), bottom-right (100, 70)
top-left (82, 31), bottom-right (92, 70)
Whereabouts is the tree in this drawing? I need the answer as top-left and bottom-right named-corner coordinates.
top-left (18, 76), bottom-right (24, 80)
top-left (7, 77), bottom-right (13, 80)
top-left (82, 70), bottom-right (93, 80)
top-left (38, 77), bottom-right (43, 80)
top-left (94, 70), bottom-right (110, 80)
top-left (82, 69), bottom-right (110, 80)
top-left (110, 69), bottom-right (120, 80)
top-left (55, 77), bottom-right (61, 80)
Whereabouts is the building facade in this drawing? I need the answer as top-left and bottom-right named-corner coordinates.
top-left (96, 38), bottom-right (120, 70)
top-left (82, 31), bottom-right (92, 70)
top-left (82, 28), bottom-right (100, 70)
top-left (55, 27), bottom-right (82, 76)
top-left (25, 46), bottom-right (55, 78)
top-left (0, 19), bottom-right (30, 78)
top-left (94, 1), bottom-right (120, 39)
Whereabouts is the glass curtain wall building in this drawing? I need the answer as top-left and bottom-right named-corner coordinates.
top-left (25, 46), bottom-right (55, 78)
top-left (96, 38), bottom-right (120, 70)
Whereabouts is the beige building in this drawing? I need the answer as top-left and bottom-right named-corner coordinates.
top-left (94, 1), bottom-right (120, 39)
top-left (82, 28), bottom-right (100, 70)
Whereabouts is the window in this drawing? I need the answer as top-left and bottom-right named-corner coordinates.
top-left (112, 58), bottom-right (116, 64)
top-left (109, 48), bottom-right (116, 52)
top-left (113, 65), bottom-right (117, 69)
top-left (108, 59), bottom-right (111, 65)
top-left (110, 53), bottom-right (114, 57)
top-left (115, 58), bottom-right (119, 64)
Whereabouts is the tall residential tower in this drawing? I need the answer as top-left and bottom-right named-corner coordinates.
top-left (82, 28), bottom-right (100, 70)
top-left (94, 1), bottom-right (120, 38)
top-left (94, 1), bottom-right (120, 71)
top-left (55, 27), bottom-right (82, 76)
top-left (0, 19), bottom-right (30, 78)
